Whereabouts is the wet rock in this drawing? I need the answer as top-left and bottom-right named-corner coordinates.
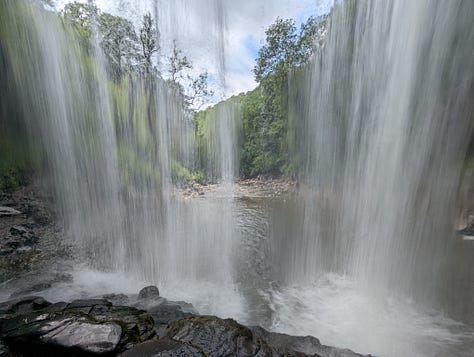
top-left (45, 319), bottom-right (121, 354)
top-left (88, 305), bottom-right (156, 347)
top-left (120, 338), bottom-right (204, 357)
top-left (147, 300), bottom-right (196, 325)
top-left (30, 206), bottom-right (51, 226)
top-left (103, 293), bottom-right (129, 306)
top-left (0, 296), bottom-right (51, 315)
top-left (251, 326), bottom-right (368, 357)
top-left (457, 224), bottom-right (474, 236)
top-left (0, 207), bottom-right (21, 217)
top-left (42, 301), bottom-right (68, 313)
top-left (2, 314), bottom-right (122, 355)
top-left (138, 286), bottom-right (160, 300)
top-left (9, 226), bottom-right (27, 236)
top-left (0, 296), bottom-right (156, 356)
top-left (65, 299), bottom-right (112, 315)
top-left (165, 316), bottom-right (274, 356)
top-left (66, 299), bottom-right (112, 310)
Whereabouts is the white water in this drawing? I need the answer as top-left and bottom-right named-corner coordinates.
top-left (286, 0), bottom-right (474, 323)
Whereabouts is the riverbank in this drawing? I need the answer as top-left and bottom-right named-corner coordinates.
top-left (179, 178), bottom-right (298, 198)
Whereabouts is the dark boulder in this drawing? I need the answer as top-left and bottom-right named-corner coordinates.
top-left (9, 226), bottom-right (27, 236)
top-left (148, 300), bottom-right (196, 325)
top-left (0, 296), bottom-right (155, 356)
top-left (102, 293), bottom-right (130, 306)
top-left (0, 296), bottom-right (51, 315)
top-left (165, 316), bottom-right (275, 356)
top-left (138, 286), bottom-right (160, 300)
top-left (251, 326), bottom-right (368, 357)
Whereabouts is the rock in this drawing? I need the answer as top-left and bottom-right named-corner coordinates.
top-left (165, 316), bottom-right (274, 356)
top-left (2, 314), bottom-right (122, 355)
top-left (138, 286), bottom-right (160, 300)
top-left (251, 326), bottom-right (368, 357)
top-left (41, 318), bottom-right (122, 354)
top-left (0, 296), bottom-right (51, 315)
top-left (0, 225), bottom-right (38, 256)
top-left (103, 293), bottom-right (130, 306)
top-left (30, 206), bottom-right (51, 225)
top-left (147, 300), bottom-right (196, 325)
top-left (120, 339), bottom-right (204, 357)
top-left (88, 305), bottom-right (156, 346)
top-left (42, 301), bottom-right (68, 313)
top-left (64, 299), bottom-right (112, 315)
top-left (66, 299), bottom-right (112, 310)
top-left (457, 225), bottom-right (474, 236)
top-left (9, 226), bottom-right (28, 236)
top-left (0, 296), bottom-right (156, 355)
top-left (0, 207), bottom-right (21, 217)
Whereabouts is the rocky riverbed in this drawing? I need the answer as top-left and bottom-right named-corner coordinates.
top-left (0, 285), bottom-right (370, 357)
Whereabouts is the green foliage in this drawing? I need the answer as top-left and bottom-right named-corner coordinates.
top-left (139, 13), bottom-right (158, 74)
top-left (99, 13), bottom-right (138, 80)
top-left (194, 15), bottom-right (328, 179)
top-left (118, 145), bottom-right (160, 189)
top-left (171, 160), bottom-right (205, 186)
top-left (62, 2), bottom-right (99, 51)
top-left (253, 16), bottom-right (327, 83)
top-left (239, 15), bottom-right (328, 178)
top-left (62, 4), bottom-right (162, 78)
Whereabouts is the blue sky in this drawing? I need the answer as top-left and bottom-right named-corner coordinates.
top-left (55, 0), bottom-right (334, 102)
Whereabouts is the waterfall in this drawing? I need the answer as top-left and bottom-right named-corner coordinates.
top-left (0, 0), bottom-right (238, 291)
top-left (2, 1), bottom-right (473, 355)
top-left (197, 99), bottom-right (242, 185)
top-left (285, 0), bottom-right (474, 321)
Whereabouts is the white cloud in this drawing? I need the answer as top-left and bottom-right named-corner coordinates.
top-left (54, 0), bottom-right (334, 102)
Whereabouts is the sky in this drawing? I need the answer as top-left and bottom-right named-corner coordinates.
top-left (53, 0), bottom-right (334, 102)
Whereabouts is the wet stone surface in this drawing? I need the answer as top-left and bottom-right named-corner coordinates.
top-left (0, 293), bottom-right (371, 357)
top-left (0, 186), bottom-right (70, 283)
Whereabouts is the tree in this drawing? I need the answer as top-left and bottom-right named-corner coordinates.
top-left (254, 18), bottom-right (298, 83)
top-left (98, 13), bottom-right (138, 80)
top-left (240, 15), bottom-right (328, 177)
top-left (139, 13), bottom-right (158, 74)
top-left (187, 72), bottom-right (213, 110)
top-left (253, 16), bottom-right (327, 83)
top-left (167, 41), bottom-right (213, 111)
top-left (168, 40), bottom-right (191, 83)
top-left (62, 2), bottom-right (99, 50)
